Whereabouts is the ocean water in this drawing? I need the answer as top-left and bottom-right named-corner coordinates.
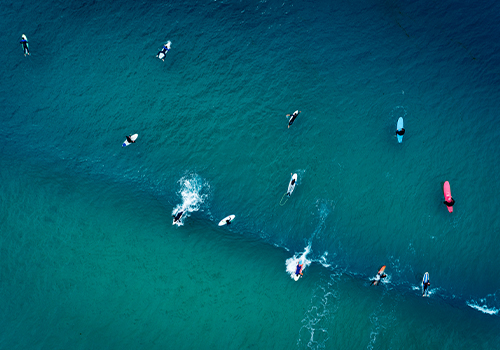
top-left (1, 0), bottom-right (500, 348)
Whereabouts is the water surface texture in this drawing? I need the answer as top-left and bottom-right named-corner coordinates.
top-left (1, 0), bottom-right (500, 349)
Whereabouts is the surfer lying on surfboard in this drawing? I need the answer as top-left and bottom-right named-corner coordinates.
top-left (444, 198), bottom-right (455, 207)
top-left (125, 135), bottom-right (136, 144)
top-left (370, 266), bottom-right (387, 286)
top-left (287, 176), bottom-right (296, 197)
top-left (286, 110), bottom-right (301, 128)
top-left (156, 41), bottom-right (171, 61)
top-left (422, 279), bottom-right (430, 297)
top-left (396, 128), bottom-right (405, 136)
top-left (172, 211), bottom-right (183, 224)
top-left (20, 35), bottom-right (29, 56)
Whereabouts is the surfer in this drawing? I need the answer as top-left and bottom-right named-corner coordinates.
top-left (370, 270), bottom-right (387, 286)
top-left (225, 218), bottom-right (232, 225)
top-left (422, 280), bottom-right (431, 297)
top-left (287, 175), bottom-right (296, 197)
top-left (396, 128), bottom-right (405, 136)
top-left (172, 211), bottom-right (183, 224)
top-left (444, 198), bottom-right (455, 207)
top-left (286, 110), bottom-right (301, 128)
top-left (295, 262), bottom-right (304, 278)
top-left (156, 41), bottom-right (171, 61)
top-left (20, 35), bottom-right (29, 56)
top-left (125, 135), bottom-right (136, 144)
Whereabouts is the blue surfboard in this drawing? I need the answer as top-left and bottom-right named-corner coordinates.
top-left (397, 117), bottom-right (404, 143)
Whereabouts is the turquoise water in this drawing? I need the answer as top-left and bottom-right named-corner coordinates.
top-left (1, 0), bottom-right (500, 348)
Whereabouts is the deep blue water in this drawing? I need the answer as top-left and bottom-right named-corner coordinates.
top-left (1, 0), bottom-right (500, 348)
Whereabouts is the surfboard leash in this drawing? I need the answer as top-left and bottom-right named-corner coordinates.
top-left (279, 193), bottom-right (289, 206)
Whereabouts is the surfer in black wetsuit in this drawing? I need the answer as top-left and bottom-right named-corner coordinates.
top-left (287, 177), bottom-right (296, 197)
top-left (156, 41), bottom-right (171, 61)
top-left (173, 211), bottom-right (183, 223)
top-left (370, 272), bottom-right (387, 286)
top-left (126, 135), bottom-right (136, 144)
top-left (20, 35), bottom-right (29, 56)
top-left (396, 128), bottom-right (405, 136)
top-left (286, 110), bottom-right (301, 128)
top-left (226, 219), bottom-right (231, 225)
top-left (444, 198), bottom-right (455, 207)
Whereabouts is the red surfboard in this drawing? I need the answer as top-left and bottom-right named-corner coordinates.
top-left (443, 181), bottom-right (453, 213)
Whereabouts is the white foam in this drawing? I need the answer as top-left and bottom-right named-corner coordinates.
top-left (172, 174), bottom-right (209, 226)
top-left (286, 245), bottom-right (311, 280)
top-left (467, 300), bottom-right (499, 316)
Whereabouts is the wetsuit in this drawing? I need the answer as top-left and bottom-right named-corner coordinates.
top-left (126, 136), bottom-right (134, 143)
top-left (157, 45), bottom-right (170, 58)
top-left (295, 264), bottom-right (303, 276)
top-left (396, 128), bottom-right (405, 136)
top-left (173, 211), bottom-right (183, 222)
top-left (288, 112), bottom-right (299, 127)
top-left (444, 198), bottom-right (455, 207)
top-left (20, 39), bottom-right (29, 55)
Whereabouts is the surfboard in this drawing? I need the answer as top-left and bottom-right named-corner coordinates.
top-left (122, 134), bottom-right (138, 147)
top-left (293, 263), bottom-right (303, 281)
top-left (172, 211), bottom-right (183, 225)
top-left (397, 117), bottom-right (404, 143)
top-left (218, 215), bottom-right (235, 226)
top-left (288, 110), bottom-right (299, 128)
top-left (21, 34), bottom-right (29, 56)
top-left (287, 173), bottom-right (297, 196)
top-left (422, 272), bottom-right (430, 297)
top-left (157, 41), bottom-right (171, 60)
top-left (373, 265), bottom-right (386, 285)
top-left (443, 181), bottom-right (453, 213)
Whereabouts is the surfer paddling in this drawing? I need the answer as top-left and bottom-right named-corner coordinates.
top-left (443, 197), bottom-right (455, 207)
top-left (20, 34), bottom-right (29, 56)
top-left (370, 266), bottom-right (387, 286)
top-left (286, 110), bottom-right (301, 128)
top-left (422, 275), bottom-right (431, 297)
top-left (157, 41), bottom-right (171, 61)
top-left (396, 128), bottom-right (405, 136)
top-left (172, 211), bottom-right (183, 224)
top-left (125, 135), bottom-right (136, 144)
top-left (287, 173), bottom-right (296, 197)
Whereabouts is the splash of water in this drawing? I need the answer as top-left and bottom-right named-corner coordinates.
top-left (172, 174), bottom-right (210, 226)
top-left (286, 245), bottom-right (312, 280)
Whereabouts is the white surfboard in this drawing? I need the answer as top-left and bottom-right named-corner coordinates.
top-left (397, 117), bottom-right (404, 143)
top-left (218, 215), bottom-right (235, 226)
top-left (157, 41), bottom-right (171, 60)
top-left (122, 134), bottom-right (138, 147)
top-left (287, 173), bottom-right (297, 196)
